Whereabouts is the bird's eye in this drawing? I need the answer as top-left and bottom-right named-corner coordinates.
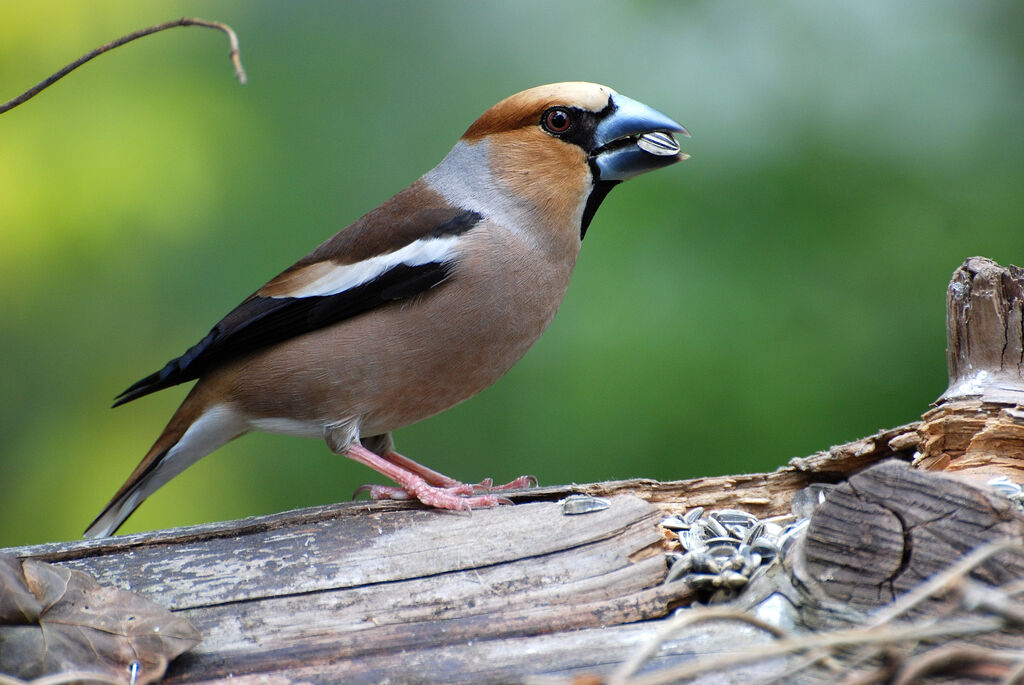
top-left (542, 107), bottom-right (573, 134)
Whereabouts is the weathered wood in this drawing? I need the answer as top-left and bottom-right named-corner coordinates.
top-left (177, 620), bottom-right (786, 685)
top-left (0, 423), bottom-right (925, 682)
top-left (4, 446), bottom-right (1020, 683)
top-left (797, 460), bottom-right (1024, 628)
top-left (516, 422), bottom-right (920, 519)
top-left (612, 462), bottom-right (1024, 685)
top-left (917, 400), bottom-right (1024, 476)
top-left (6, 496), bottom-right (699, 683)
top-left (31, 498), bottom-right (662, 611)
top-left (942, 257), bottom-right (1024, 405)
top-left (915, 258), bottom-right (1024, 478)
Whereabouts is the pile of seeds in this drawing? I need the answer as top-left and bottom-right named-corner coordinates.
top-left (660, 477), bottom-right (1024, 604)
top-left (662, 507), bottom-right (805, 603)
top-left (988, 476), bottom-right (1024, 512)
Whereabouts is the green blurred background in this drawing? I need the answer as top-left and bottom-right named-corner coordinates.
top-left (2, 2), bottom-right (1022, 547)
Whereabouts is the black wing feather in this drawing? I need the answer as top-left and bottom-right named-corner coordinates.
top-left (113, 261), bottom-right (454, 407)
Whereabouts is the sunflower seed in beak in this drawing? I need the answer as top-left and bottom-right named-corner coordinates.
top-left (637, 131), bottom-right (681, 156)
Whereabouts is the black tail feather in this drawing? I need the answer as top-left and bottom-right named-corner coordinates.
top-left (112, 363), bottom-right (181, 407)
top-left (112, 329), bottom-right (217, 407)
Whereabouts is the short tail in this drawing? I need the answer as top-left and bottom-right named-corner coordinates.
top-left (85, 400), bottom-right (247, 538)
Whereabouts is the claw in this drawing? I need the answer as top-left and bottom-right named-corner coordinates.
top-left (488, 475), bottom-right (538, 492)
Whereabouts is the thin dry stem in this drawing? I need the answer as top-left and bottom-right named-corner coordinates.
top-left (0, 673), bottom-right (125, 685)
top-left (624, 617), bottom-right (1004, 685)
top-left (893, 646), bottom-right (1024, 685)
top-left (608, 607), bottom-right (792, 684)
top-left (0, 16), bottom-right (245, 115)
top-left (1003, 658), bottom-right (1024, 685)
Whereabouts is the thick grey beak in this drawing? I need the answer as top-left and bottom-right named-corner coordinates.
top-left (592, 93), bottom-right (690, 182)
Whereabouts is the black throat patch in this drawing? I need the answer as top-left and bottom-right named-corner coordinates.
top-left (580, 179), bottom-right (619, 240)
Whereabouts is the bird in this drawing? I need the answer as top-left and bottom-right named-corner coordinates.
top-left (85, 82), bottom-right (689, 538)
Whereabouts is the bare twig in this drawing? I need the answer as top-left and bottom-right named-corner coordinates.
top-left (606, 541), bottom-right (1024, 685)
top-left (607, 541), bottom-right (1024, 685)
top-left (961, 578), bottom-right (1024, 626)
top-left (0, 17), bottom-right (245, 115)
top-left (893, 646), bottom-right (1024, 685)
top-left (830, 663), bottom-right (896, 685)
top-left (776, 543), bottom-right (1024, 685)
top-left (623, 617), bottom-right (1004, 685)
top-left (0, 673), bottom-right (125, 685)
top-left (1003, 658), bottom-right (1024, 685)
top-left (607, 607), bottom-right (795, 685)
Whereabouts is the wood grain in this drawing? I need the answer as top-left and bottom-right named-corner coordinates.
top-left (798, 460), bottom-right (1024, 625)
top-left (7, 496), bottom-right (701, 682)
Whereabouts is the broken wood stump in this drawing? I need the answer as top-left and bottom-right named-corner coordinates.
top-left (916, 257), bottom-right (1024, 479)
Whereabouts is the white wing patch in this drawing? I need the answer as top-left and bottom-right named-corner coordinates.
top-left (271, 236), bottom-right (462, 300)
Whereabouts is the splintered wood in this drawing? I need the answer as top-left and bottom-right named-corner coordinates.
top-left (915, 257), bottom-right (1024, 479)
top-left (514, 421), bottom-right (922, 521)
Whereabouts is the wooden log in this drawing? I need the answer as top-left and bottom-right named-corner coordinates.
top-left (0, 421), bottom-right (928, 683)
top-left (3, 490), bottom-right (810, 683)
top-left (6, 496), bottom-right (702, 682)
top-left (7, 257), bottom-right (1024, 683)
top-left (514, 421), bottom-right (920, 520)
top-left (764, 460), bottom-right (1024, 684)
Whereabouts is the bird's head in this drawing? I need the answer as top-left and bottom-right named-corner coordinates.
top-left (453, 82), bottom-right (689, 238)
top-left (463, 82), bottom-right (689, 181)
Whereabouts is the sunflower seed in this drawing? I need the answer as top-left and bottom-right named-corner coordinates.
top-left (637, 131), bottom-right (681, 156)
top-left (560, 494), bottom-right (610, 515)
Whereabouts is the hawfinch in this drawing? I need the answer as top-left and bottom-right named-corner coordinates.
top-left (85, 82), bottom-right (688, 538)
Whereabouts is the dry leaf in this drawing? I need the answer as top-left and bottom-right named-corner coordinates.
top-left (0, 554), bottom-right (200, 684)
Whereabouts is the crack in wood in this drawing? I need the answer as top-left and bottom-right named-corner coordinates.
top-left (175, 512), bottom-right (663, 614)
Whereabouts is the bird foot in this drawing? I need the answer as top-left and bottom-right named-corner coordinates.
top-left (345, 443), bottom-right (527, 511)
top-left (353, 481), bottom-right (510, 511)
top-left (408, 482), bottom-right (512, 511)
top-left (353, 474), bottom-right (537, 503)
top-left (354, 482), bottom-right (474, 501)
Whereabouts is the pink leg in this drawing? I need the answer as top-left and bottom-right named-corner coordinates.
top-left (345, 443), bottom-right (508, 511)
top-left (353, 450), bottom-right (474, 500)
top-left (379, 451), bottom-right (466, 488)
top-left (354, 449), bottom-right (538, 501)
